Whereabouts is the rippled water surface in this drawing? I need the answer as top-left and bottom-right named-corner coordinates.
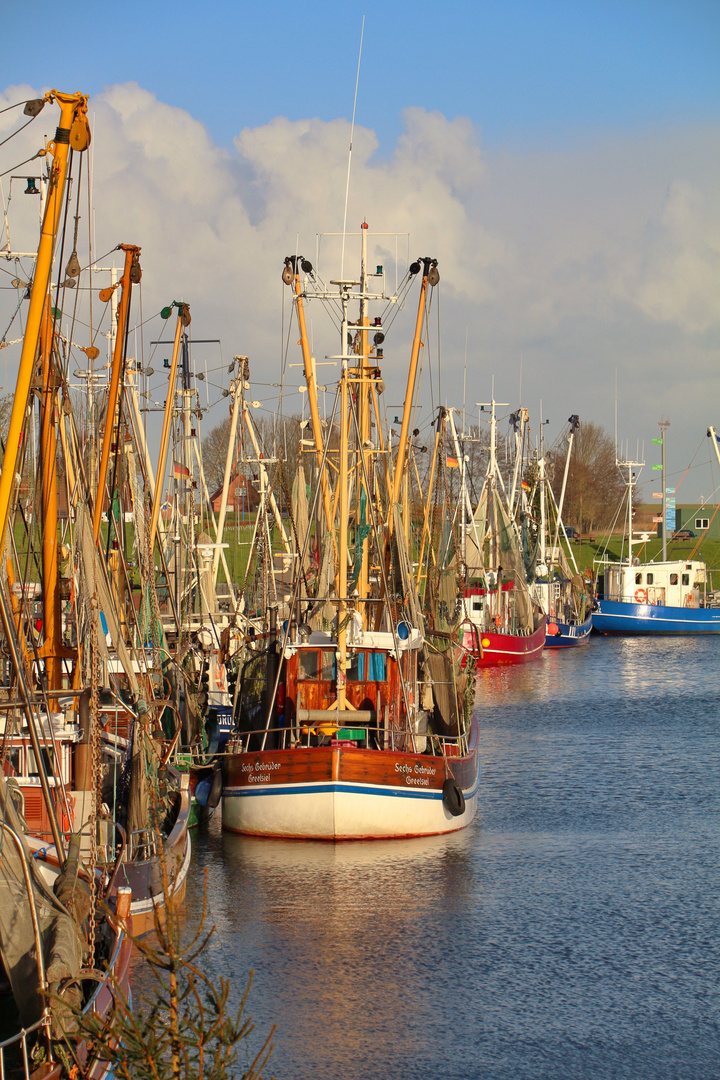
top-left (180, 636), bottom-right (720, 1078)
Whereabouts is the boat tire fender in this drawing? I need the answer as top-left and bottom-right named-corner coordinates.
top-left (442, 777), bottom-right (465, 817)
top-left (207, 768), bottom-right (223, 809)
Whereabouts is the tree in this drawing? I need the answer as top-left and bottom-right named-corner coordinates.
top-left (549, 421), bottom-right (629, 533)
top-left (202, 415), bottom-right (233, 493)
top-left (55, 868), bottom-right (274, 1080)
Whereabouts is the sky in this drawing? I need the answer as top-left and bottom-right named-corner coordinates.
top-left (1, 0), bottom-right (719, 502)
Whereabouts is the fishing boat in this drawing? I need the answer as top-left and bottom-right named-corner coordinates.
top-left (593, 449), bottom-right (720, 635)
top-left (452, 399), bottom-right (546, 665)
top-left (529, 415), bottom-right (593, 647)
top-left (0, 96), bottom-right (190, 934)
top-left (0, 89), bottom-right (132, 1077)
top-left (222, 231), bottom-right (479, 839)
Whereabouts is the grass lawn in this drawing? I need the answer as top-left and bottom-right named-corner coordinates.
top-left (561, 532), bottom-right (720, 584)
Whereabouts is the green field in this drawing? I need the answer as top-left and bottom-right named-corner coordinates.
top-left (12, 516), bottom-right (720, 596)
top-left (559, 533), bottom-right (720, 585)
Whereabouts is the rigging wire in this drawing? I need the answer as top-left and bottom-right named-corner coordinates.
top-left (340, 15), bottom-right (365, 281)
top-left (0, 151), bottom-right (43, 179)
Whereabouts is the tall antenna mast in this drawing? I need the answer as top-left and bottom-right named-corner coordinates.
top-left (340, 16), bottom-right (365, 280)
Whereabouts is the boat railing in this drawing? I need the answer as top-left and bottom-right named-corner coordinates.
top-left (224, 722), bottom-right (469, 759)
top-left (128, 827), bottom-right (159, 861)
top-left (0, 1012), bottom-right (53, 1080)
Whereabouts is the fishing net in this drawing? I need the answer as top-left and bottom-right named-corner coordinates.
top-left (0, 773), bottom-right (82, 1025)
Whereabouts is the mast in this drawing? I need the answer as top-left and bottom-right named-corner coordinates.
top-left (539, 447), bottom-right (547, 570)
top-left (357, 221), bottom-right (371, 614)
top-left (336, 361), bottom-right (349, 712)
top-left (287, 260), bottom-right (335, 536)
top-left (391, 258), bottom-right (437, 517)
top-left (212, 373), bottom-right (242, 582)
top-left (149, 303), bottom-right (188, 550)
top-left (508, 408), bottom-right (529, 518)
top-left (0, 91), bottom-right (90, 552)
top-left (93, 244), bottom-right (141, 540)
top-left (618, 453), bottom-right (644, 567)
top-left (37, 298), bottom-right (63, 690)
top-left (477, 395), bottom-right (509, 572)
top-left (551, 414), bottom-right (579, 562)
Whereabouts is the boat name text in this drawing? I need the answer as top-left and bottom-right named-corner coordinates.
top-left (242, 760), bottom-right (282, 783)
top-left (395, 762), bottom-right (437, 787)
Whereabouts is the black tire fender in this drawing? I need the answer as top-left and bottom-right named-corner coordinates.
top-left (207, 767), bottom-right (223, 809)
top-left (442, 777), bottom-right (465, 817)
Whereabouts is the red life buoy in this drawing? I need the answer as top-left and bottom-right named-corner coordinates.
top-left (634, 588), bottom-right (647, 603)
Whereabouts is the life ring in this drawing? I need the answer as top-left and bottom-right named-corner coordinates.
top-left (442, 777), bottom-right (465, 817)
top-left (634, 589), bottom-right (647, 603)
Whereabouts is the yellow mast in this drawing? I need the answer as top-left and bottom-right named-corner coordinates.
top-left (374, 258), bottom-right (438, 629)
top-left (289, 262), bottom-right (335, 536)
top-left (336, 363), bottom-right (349, 712)
top-left (390, 259), bottom-right (436, 522)
top-left (149, 305), bottom-right (187, 550)
top-left (92, 244), bottom-right (141, 540)
top-left (356, 223), bottom-right (371, 621)
top-left (0, 91), bottom-right (90, 553)
top-left (37, 298), bottom-right (63, 689)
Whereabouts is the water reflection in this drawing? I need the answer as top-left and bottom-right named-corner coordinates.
top-left (185, 823), bottom-right (478, 1078)
top-left (167, 635), bottom-right (720, 1079)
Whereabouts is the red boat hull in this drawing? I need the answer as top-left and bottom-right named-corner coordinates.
top-left (463, 618), bottom-right (546, 666)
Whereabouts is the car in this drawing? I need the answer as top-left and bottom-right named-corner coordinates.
top-left (672, 529), bottom-right (696, 540)
top-left (563, 526), bottom-right (578, 539)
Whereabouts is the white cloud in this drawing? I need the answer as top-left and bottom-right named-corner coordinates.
top-left (1, 83), bottom-right (718, 495)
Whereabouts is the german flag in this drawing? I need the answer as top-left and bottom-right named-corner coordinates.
top-left (173, 461), bottom-right (190, 478)
top-left (447, 455), bottom-right (459, 468)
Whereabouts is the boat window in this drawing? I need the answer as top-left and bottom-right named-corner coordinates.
top-left (646, 573), bottom-right (654, 585)
top-left (298, 650), bottom-right (336, 680)
top-left (298, 651), bottom-right (319, 680)
top-left (347, 652), bottom-right (387, 682)
top-left (670, 573), bottom-right (678, 585)
top-left (347, 653), bottom-right (363, 680)
top-left (472, 598), bottom-right (482, 611)
top-left (635, 573), bottom-right (642, 585)
top-left (2, 748), bottom-right (21, 776)
top-left (682, 574), bottom-right (690, 586)
top-left (27, 746), bottom-right (54, 778)
top-left (320, 651), bottom-right (336, 680)
top-left (368, 652), bottom-right (387, 680)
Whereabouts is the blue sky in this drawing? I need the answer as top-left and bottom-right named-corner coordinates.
top-left (2, 0), bottom-right (720, 502)
top-left (5, 0), bottom-right (719, 150)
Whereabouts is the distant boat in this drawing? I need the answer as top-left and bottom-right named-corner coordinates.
top-left (593, 452), bottom-right (720, 635)
top-left (529, 415), bottom-right (593, 648)
top-left (452, 398), bottom-right (546, 666)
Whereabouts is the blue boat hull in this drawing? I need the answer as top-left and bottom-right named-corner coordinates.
top-left (544, 613), bottom-right (593, 648)
top-left (592, 599), bottom-right (720, 635)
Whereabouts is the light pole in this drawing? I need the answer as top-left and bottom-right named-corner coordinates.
top-left (659, 419), bottom-right (670, 561)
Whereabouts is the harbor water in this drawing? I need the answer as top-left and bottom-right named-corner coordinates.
top-left (179, 635), bottom-right (720, 1078)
